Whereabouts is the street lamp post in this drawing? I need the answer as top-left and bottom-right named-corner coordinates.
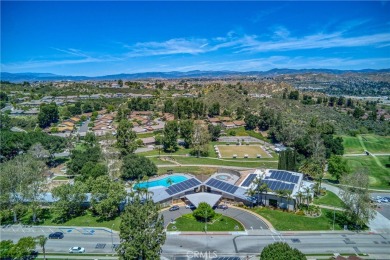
top-left (205, 210), bottom-right (207, 233)
top-left (332, 207), bottom-right (335, 231)
top-left (111, 224), bottom-right (115, 252)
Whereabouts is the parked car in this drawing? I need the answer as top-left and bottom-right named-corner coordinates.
top-left (169, 205), bottom-right (180, 211)
top-left (48, 232), bottom-right (64, 239)
top-left (218, 204), bottom-right (228, 210)
top-left (69, 246), bottom-right (85, 253)
top-left (185, 204), bottom-right (196, 209)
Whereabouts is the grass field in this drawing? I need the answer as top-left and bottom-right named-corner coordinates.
top-left (342, 136), bottom-right (365, 154)
top-left (345, 156), bottom-right (390, 189)
top-left (360, 135), bottom-right (390, 154)
top-left (157, 166), bottom-right (217, 175)
top-left (216, 145), bottom-right (271, 158)
top-left (166, 213), bottom-right (244, 231)
top-left (172, 156), bottom-right (278, 168)
top-left (313, 191), bottom-right (345, 208)
top-left (251, 207), bottom-right (355, 231)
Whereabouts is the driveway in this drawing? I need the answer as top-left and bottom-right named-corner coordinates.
top-left (161, 206), bottom-right (269, 230)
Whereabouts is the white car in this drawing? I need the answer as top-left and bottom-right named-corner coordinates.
top-left (185, 204), bottom-right (196, 209)
top-left (69, 246), bottom-right (85, 253)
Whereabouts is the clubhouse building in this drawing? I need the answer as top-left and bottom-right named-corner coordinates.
top-left (147, 168), bottom-right (310, 211)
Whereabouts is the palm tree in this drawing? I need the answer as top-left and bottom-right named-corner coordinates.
top-left (262, 185), bottom-right (270, 206)
top-left (166, 178), bottom-right (174, 205)
top-left (245, 188), bottom-right (256, 208)
top-left (276, 190), bottom-right (285, 209)
top-left (296, 191), bottom-right (304, 208)
top-left (36, 235), bottom-right (47, 260)
top-left (252, 176), bottom-right (264, 206)
top-left (285, 190), bottom-right (293, 211)
top-left (304, 186), bottom-right (311, 209)
top-left (166, 178), bottom-right (173, 187)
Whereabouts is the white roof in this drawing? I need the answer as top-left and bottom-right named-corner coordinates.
top-left (185, 193), bottom-right (222, 207)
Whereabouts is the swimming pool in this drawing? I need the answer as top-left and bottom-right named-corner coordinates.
top-left (134, 175), bottom-right (188, 189)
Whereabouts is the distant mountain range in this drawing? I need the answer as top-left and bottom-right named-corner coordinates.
top-left (2, 68), bottom-right (390, 82)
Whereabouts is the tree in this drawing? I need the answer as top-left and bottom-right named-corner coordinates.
top-left (163, 99), bottom-right (174, 113)
top-left (208, 124), bottom-right (221, 141)
top-left (328, 155), bottom-right (349, 181)
top-left (67, 146), bottom-right (101, 175)
top-left (0, 240), bottom-right (14, 259)
top-left (163, 120), bottom-right (179, 153)
top-left (0, 113), bottom-right (11, 129)
top-left (208, 102), bottom-right (220, 117)
top-left (89, 176), bottom-right (126, 219)
top-left (353, 107), bottom-right (365, 119)
top-left (179, 120), bottom-right (194, 148)
top-left (260, 242), bottom-right (306, 260)
top-left (121, 154), bottom-right (157, 180)
top-left (288, 90), bottom-right (299, 100)
top-left (78, 162), bottom-right (108, 181)
top-left (38, 102), bottom-right (59, 128)
top-left (116, 119), bottom-right (137, 155)
top-left (278, 149), bottom-right (297, 171)
top-left (118, 79), bottom-right (123, 87)
top-left (191, 124), bottom-right (210, 157)
top-left (51, 182), bottom-right (87, 222)
top-left (28, 143), bottom-right (50, 160)
top-left (339, 171), bottom-right (376, 229)
top-left (192, 202), bottom-right (215, 222)
top-left (36, 235), bottom-right (48, 260)
top-left (117, 197), bottom-right (165, 259)
top-left (84, 132), bottom-right (97, 147)
top-left (244, 114), bottom-right (259, 130)
top-left (9, 236), bottom-right (37, 259)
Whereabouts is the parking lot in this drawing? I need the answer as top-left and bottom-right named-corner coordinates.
top-left (372, 193), bottom-right (390, 221)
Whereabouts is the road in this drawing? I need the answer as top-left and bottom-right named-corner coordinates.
top-left (161, 206), bottom-right (269, 230)
top-left (1, 225), bottom-right (390, 259)
top-left (162, 231), bottom-right (390, 259)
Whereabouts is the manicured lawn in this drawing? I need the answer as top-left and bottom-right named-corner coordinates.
top-left (252, 207), bottom-right (344, 231)
top-left (42, 211), bottom-right (121, 231)
top-left (361, 135), bottom-right (390, 154)
top-left (149, 157), bottom-right (176, 165)
top-left (166, 213), bottom-right (244, 231)
top-left (342, 135), bottom-right (364, 154)
top-left (138, 146), bottom-right (191, 156)
top-left (173, 156), bottom-right (277, 168)
top-left (157, 166), bottom-right (217, 176)
top-left (345, 156), bottom-right (390, 189)
top-left (314, 191), bottom-right (345, 208)
top-left (216, 145), bottom-right (271, 158)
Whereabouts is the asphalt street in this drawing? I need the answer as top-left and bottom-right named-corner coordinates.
top-left (162, 231), bottom-right (390, 259)
top-left (161, 206), bottom-right (269, 230)
top-left (1, 225), bottom-right (390, 258)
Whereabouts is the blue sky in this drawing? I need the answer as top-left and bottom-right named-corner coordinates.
top-left (1, 1), bottom-right (390, 76)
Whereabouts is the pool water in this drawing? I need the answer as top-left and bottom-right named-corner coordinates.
top-left (216, 175), bottom-right (230, 180)
top-left (134, 175), bottom-right (188, 189)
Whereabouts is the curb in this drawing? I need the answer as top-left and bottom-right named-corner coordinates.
top-left (230, 205), bottom-right (275, 230)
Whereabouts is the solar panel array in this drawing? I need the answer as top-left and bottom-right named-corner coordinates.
top-left (241, 174), bottom-right (257, 187)
top-left (166, 178), bottom-right (202, 195)
top-left (206, 178), bottom-right (238, 194)
top-left (262, 179), bottom-right (295, 191)
top-left (269, 170), bottom-right (300, 184)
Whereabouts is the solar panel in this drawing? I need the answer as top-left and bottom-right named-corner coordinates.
top-left (293, 175), bottom-right (299, 184)
top-left (241, 174), bottom-right (257, 187)
top-left (274, 181), bottom-right (282, 190)
top-left (206, 178), bottom-right (238, 194)
top-left (166, 178), bottom-right (201, 195)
